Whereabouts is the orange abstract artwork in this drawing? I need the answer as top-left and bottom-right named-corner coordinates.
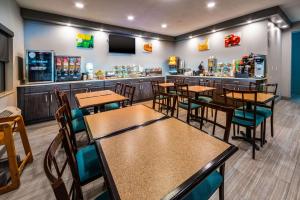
top-left (198, 38), bottom-right (209, 51)
top-left (144, 43), bottom-right (153, 52)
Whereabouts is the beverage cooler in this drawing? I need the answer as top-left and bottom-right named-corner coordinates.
top-left (55, 56), bottom-right (81, 82)
top-left (26, 50), bottom-right (54, 83)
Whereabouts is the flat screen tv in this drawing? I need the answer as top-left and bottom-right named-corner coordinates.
top-left (109, 34), bottom-right (135, 54)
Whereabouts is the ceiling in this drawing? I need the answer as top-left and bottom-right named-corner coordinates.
top-left (17, 0), bottom-right (300, 36)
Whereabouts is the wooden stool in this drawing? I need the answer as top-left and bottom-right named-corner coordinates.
top-left (0, 115), bottom-right (33, 194)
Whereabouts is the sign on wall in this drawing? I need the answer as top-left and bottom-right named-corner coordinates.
top-left (224, 33), bottom-right (241, 48)
top-left (144, 43), bottom-right (153, 53)
top-left (198, 37), bottom-right (209, 51)
top-left (76, 33), bottom-right (94, 48)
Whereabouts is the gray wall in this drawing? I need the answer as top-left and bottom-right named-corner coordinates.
top-left (0, 0), bottom-right (24, 110)
top-left (281, 23), bottom-right (300, 98)
top-left (24, 20), bottom-right (175, 74)
top-left (174, 21), bottom-right (268, 69)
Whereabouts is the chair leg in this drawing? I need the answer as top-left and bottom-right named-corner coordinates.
top-left (176, 104), bottom-right (179, 118)
top-left (271, 114), bottom-right (274, 137)
top-left (219, 164), bottom-right (225, 200)
top-left (237, 125), bottom-right (240, 135)
top-left (233, 124), bottom-right (236, 136)
top-left (152, 98), bottom-right (155, 109)
top-left (252, 128), bottom-right (256, 159)
top-left (264, 119), bottom-right (267, 145)
top-left (260, 122), bottom-right (264, 147)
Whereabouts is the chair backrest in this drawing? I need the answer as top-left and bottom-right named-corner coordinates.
top-left (187, 98), bottom-right (233, 142)
top-left (123, 84), bottom-right (136, 106)
top-left (175, 84), bottom-right (190, 103)
top-left (199, 79), bottom-right (215, 97)
top-left (114, 82), bottom-right (124, 95)
top-left (158, 91), bottom-right (177, 117)
top-left (59, 92), bottom-right (72, 119)
top-left (249, 82), bottom-right (278, 95)
top-left (44, 128), bottom-right (83, 200)
top-left (55, 105), bottom-right (78, 151)
top-left (223, 88), bottom-right (258, 128)
top-left (175, 78), bottom-right (185, 84)
top-left (151, 81), bottom-right (160, 96)
top-left (53, 87), bottom-right (63, 107)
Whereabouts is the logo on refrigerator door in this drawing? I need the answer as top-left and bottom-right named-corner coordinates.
top-left (28, 52), bottom-right (36, 58)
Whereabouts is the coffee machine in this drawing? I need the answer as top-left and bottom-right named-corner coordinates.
top-left (254, 55), bottom-right (266, 78)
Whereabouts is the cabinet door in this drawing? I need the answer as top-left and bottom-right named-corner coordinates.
top-left (132, 82), bottom-right (141, 102)
top-left (70, 88), bottom-right (89, 109)
top-left (140, 81), bottom-right (153, 100)
top-left (24, 92), bottom-right (50, 122)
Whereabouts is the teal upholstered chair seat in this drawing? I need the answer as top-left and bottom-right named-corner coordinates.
top-left (232, 109), bottom-right (265, 127)
top-left (95, 191), bottom-right (110, 200)
top-left (71, 108), bottom-right (90, 119)
top-left (76, 144), bottom-right (102, 184)
top-left (240, 106), bottom-right (272, 118)
top-left (71, 118), bottom-right (86, 133)
top-left (104, 103), bottom-right (121, 111)
top-left (179, 100), bottom-right (201, 110)
top-left (183, 171), bottom-right (223, 200)
top-left (197, 96), bottom-right (213, 103)
top-left (256, 106), bottom-right (272, 118)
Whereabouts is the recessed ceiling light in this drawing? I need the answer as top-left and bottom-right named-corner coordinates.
top-left (207, 2), bottom-right (216, 8)
top-left (247, 20), bottom-right (252, 24)
top-left (66, 23), bottom-right (71, 27)
top-left (212, 29), bottom-right (216, 33)
top-left (99, 29), bottom-right (104, 32)
top-left (75, 2), bottom-right (84, 9)
top-left (161, 24), bottom-right (167, 28)
top-left (127, 15), bottom-right (135, 21)
top-left (281, 25), bottom-right (288, 29)
top-left (276, 19), bottom-right (283, 23)
top-left (137, 35), bottom-right (142, 38)
top-left (189, 35), bottom-right (193, 39)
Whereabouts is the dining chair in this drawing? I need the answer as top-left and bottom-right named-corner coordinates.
top-left (223, 88), bottom-right (265, 159)
top-left (44, 128), bottom-right (109, 200)
top-left (151, 82), bottom-right (177, 116)
top-left (168, 78), bottom-right (185, 94)
top-left (175, 84), bottom-right (201, 121)
top-left (249, 82), bottom-right (278, 140)
top-left (185, 99), bottom-right (234, 200)
top-left (122, 84), bottom-right (136, 107)
top-left (55, 109), bottom-right (103, 185)
top-left (104, 82), bottom-right (125, 111)
top-left (198, 79), bottom-right (215, 103)
top-left (56, 96), bottom-right (88, 149)
top-left (53, 88), bottom-right (90, 119)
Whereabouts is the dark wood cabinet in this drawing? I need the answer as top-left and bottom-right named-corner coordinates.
top-left (24, 92), bottom-right (50, 122)
top-left (18, 77), bottom-right (164, 124)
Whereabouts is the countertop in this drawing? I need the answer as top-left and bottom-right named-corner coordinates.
top-left (17, 76), bottom-right (165, 87)
top-left (167, 75), bottom-right (267, 81)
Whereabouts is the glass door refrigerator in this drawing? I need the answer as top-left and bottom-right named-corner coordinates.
top-left (26, 50), bottom-right (54, 83)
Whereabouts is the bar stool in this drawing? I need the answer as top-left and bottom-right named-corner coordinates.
top-left (0, 115), bottom-right (33, 194)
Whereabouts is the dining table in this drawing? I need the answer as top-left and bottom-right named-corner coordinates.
top-left (85, 104), bottom-right (238, 200)
top-left (75, 90), bottom-right (128, 113)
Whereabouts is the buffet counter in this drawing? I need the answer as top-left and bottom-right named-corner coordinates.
top-left (17, 76), bottom-right (164, 124)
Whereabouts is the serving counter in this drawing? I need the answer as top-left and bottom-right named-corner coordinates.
top-left (17, 76), bottom-right (164, 124)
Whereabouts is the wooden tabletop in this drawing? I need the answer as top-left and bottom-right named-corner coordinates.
top-left (98, 118), bottom-right (237, 200)
top-left (75, 90), bottom-right (128, 108)
top-left (158, 82), bottom-right (175, 88)
top-left (226, 92), bottom-right (275, 103)
top-left (186, 85), bottom-right (216, 93)
top-left (85, 105), bottom-right (166, 139)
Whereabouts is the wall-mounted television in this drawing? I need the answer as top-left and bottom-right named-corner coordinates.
top-left (109, 34), bottom-right (135, 54)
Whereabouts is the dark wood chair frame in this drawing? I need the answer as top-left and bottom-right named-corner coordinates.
top-left (122, 84), bottom-right (136, 107)
top-left (175, 84), bottom-right (201, 121)
top-left (44, 127), bottom-right (84, 200)
top-left (187, 98), bottom-right (234, 200)
top-left (58, 94), bottom-right (89, 149)
top-left (151, 82), bottom-right (177, 117)
top-left (223, 88), bottom-right (264, 159)
top-left (114, 82), bottom-right (125, 95)
top-left (249, 82), bottom-right (278, 140)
